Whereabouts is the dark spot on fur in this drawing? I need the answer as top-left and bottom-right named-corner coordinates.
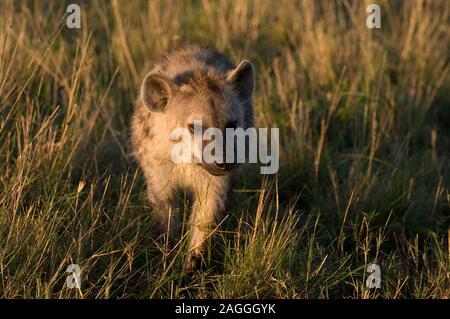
top-left (143, 126), bottom-right (153, 138)
top-left (205, 77), bottom-right (221, 93)
top-left (173, 71), bottom-right (195, 86)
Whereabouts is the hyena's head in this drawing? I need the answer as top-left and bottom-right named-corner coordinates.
top-left (140, 61), bottom-right (255, 176)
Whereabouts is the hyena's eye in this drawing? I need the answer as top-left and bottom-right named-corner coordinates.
top-left (226, 120), bottom-right (238, 129)
top-left (188, 123), bottom-right (195, 133)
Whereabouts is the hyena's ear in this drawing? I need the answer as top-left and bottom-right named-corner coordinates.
top-left (226, 60), bottom-right (255, 102)
top-left (140, 74), bottom-right (175, 112)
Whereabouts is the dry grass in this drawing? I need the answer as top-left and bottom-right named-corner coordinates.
top-left (0, 0), bottom-right (448, 298)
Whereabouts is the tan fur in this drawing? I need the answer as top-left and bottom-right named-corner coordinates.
top-left (131, 45), bottom-right (255, 272)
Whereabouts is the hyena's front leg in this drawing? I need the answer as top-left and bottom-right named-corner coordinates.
top-left (147, 181), bottom-right (181, 240)
top-left (184, 177), bottom-right (229, 272)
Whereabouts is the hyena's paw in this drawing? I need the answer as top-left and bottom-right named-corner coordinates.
top-left (183, 250), bottom-right (206, 274)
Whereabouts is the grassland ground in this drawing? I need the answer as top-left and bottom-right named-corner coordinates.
top-left (0, 0), bottom-right (448, 298)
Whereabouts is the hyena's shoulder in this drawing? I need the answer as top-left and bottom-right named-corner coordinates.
top-left (150, 44), bottom-right (235, 84)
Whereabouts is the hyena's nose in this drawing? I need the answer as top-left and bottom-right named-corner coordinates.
top-left (214, 162), bottom-right (234, 171)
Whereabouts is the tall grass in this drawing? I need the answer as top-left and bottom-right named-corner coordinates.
top-left (0, 0), bottom-right (448, 298)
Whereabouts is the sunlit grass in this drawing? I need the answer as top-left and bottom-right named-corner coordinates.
top-left (0, 0), bottom-right (448, 298)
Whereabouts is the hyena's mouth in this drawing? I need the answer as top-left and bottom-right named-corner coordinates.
top-left (201, 162), bottom-right (236, 176)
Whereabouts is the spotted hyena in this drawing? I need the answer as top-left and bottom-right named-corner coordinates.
top-left (131, 45), bottom-right (255, 272)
